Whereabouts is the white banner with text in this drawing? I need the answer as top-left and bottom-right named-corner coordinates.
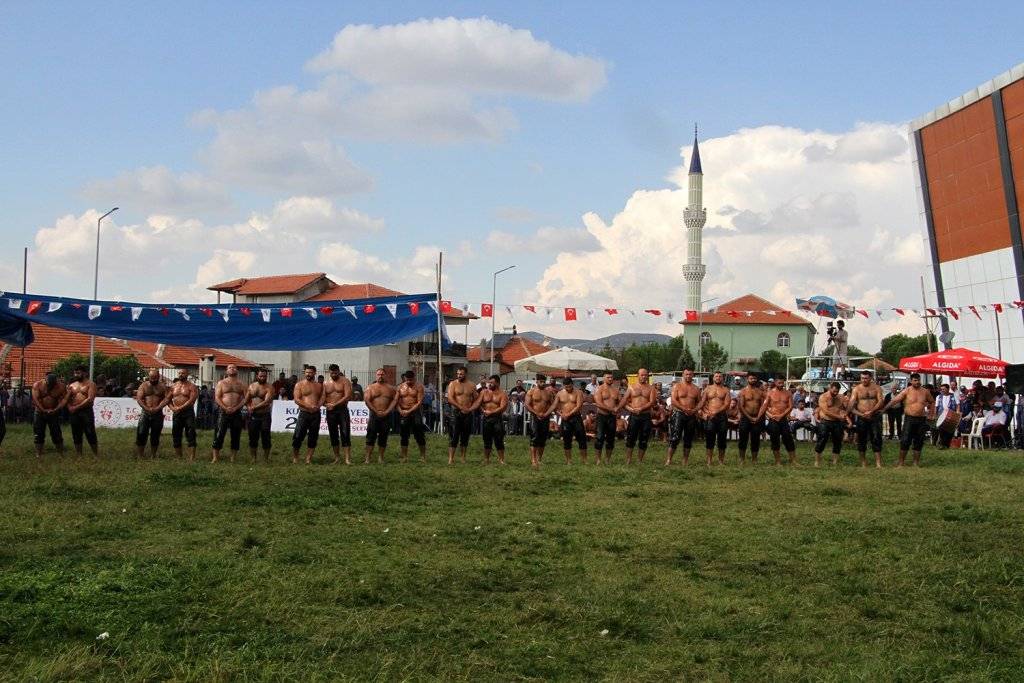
top-left (270, 401), bottom-right (370, 437)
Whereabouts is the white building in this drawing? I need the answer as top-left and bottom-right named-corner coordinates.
top-left (208, 273), bottom-right (473, 385)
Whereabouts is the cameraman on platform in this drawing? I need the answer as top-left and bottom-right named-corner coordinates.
top-left (826, 320), bottom-right (849, 379)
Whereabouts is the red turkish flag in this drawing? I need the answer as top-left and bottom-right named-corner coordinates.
top-left (994, 303), bottom-right (1004, 313)
top-left (26, 301), bottom-right (42, 315)
top-left (480, 303), bottom-right (493, 317)
top-left (684, 310), bottom-right (698, 321)
top-left (726, 310), bottom-right (740, 318)
top-left (857, 309), bottom-right (868, 318)
top-left (319, 306), bottom-right (334, 316)
top-left (604, 308), bottom-right (618, 315)
top-left (894, 308), bottom-right (905, 316)
top-left (945, 307), bottom-right (959, 320)
top-left (159, 307), bottom-right (169, 316)
top-left (523, 305), bottom-right (536, 313)
top-left (644, 309), bottom-right (662, 316)
top-left (408, 302), bottom-right (419, 316)
top-left (199, 307), bottom-right (213, 317)
top-left (109, 305), bottom-right (124, 312)
top-left (363, 304), bottom-right (376, 315)
top-left (968, 305), bottom-right (981, 319)
top-left (240, 307), bottom-right (252, 316)
top-left (564, 307), bottom-right (577, 321)
top-left (439, 300), bottom-right (452, 313)
top-left (281, 308), bottom-right (293, 318)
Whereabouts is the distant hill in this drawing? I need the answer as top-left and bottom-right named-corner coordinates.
top-left (517, 331), bottom-right (673, 351)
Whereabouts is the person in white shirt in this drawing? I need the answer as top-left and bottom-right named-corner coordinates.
top-left (585, 374), bottom-right (599, 396)
top-left (934, 383), bottom-right (959, 449)
top-left (982, 403), bottom-right (1008, 445)
top-left (789, 401), bottom-right (814, 436)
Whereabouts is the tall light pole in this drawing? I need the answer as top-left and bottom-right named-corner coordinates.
top-left (89, 207), bottom-right (119, 380)
top-left (696, 296), bottom-right (718, 374)
top-left (490, 265), bottom-right (516, 376)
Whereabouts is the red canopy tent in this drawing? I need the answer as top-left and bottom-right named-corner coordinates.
top-left (898, 347), bottom-right (1007, 378)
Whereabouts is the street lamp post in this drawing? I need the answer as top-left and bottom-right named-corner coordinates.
top-left (490, 265), bottom-right (516, 376)
top-left (696, 296), bottom-right (718, 374)
top-left (89, 207), bottom-right (119, 381)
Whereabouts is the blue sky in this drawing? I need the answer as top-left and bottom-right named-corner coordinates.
top-left (2, 2), bottom-right (1022, 345)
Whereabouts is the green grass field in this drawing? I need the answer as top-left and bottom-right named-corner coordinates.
top-left (1, 423), bottom-right (1022, 681)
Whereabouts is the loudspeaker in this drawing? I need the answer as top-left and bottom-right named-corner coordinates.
top-left (1005, 363), bottom-right (1024, 394)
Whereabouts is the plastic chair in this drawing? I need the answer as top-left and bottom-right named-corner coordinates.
top-left (966, 417), bottom-right (986, 450)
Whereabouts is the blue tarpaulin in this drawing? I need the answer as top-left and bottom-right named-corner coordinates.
top-left (0, 292), bottom-right (447, 351)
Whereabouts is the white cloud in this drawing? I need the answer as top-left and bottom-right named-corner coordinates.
top-left (307, 17), bottom-right (606, 102)
top-left (263, 196), bottom-right (384, 238)
top-left (486, 226), bottom-right (600, 253)
top-left (516, 122), bottom-right (933, 350)
top-left (82, 166), bottom-right (232, 214)
top-left (200, 130), bottom-right (373, 196)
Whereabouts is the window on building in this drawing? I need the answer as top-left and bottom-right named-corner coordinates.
top-left (777, 332), bottom-right (790, 348)
top-left (699, 331), bottom-right (712, 346)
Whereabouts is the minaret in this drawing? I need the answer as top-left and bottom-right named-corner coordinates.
top-left (682, 124), bottom-right (707, 311)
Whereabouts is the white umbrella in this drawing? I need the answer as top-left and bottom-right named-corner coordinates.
top-left (513, 346), bottom-right (618, 373)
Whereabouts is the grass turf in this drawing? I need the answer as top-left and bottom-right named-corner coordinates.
top-left (0, 424), bottom-right (1022, 681)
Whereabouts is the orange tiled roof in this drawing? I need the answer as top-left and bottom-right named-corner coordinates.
top-left (0, 324), bottom-right (171, 384)
top-left (683, 294), bottom-right (815, 328)
top-left (208, 273), bottom-right (327, 295)
top-left (125, 341), bottom-right (261, 368)
top-left (305, 283), bottom-right (404, 301)
top-left (467, 336), bottom-right (550, 364)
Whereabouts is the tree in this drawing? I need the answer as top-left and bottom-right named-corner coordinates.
top-left (758, 349), bottom-right (788, 376)
top-left (52, 352), bottom-right (144, 387)
top-left (700, 341), bottom-right (729, 372)
top-left (878, 333), bottom-right (937, 367)
top-left (846, 344), bottom-right (875, 360)
top-left (677, 342), bottom-right (697, 371)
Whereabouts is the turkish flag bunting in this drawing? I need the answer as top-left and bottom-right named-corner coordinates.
top-left (994, 303), bottom-right (1003, 313)
top-left (240, 307), bottom-right (252, 316)
top-left (110, 305), bottom-right (124, 312)
top-left (604, 308), bottom-right (618, 315)
top-left (1014, 301), bottom-right (1024, 308)
top-left (968, 305), bottom-right (981, 319)
top-left (281, 308), bottom-right (293, 318)
top-left (945, 307), bottom-right (959, 320)
top-left (408, 302), bottom-right (419, 316)
top-left (684, 310), bottom-right (698, 321)
top-left (926, 308), bottom-right (937, 316)
top-left (320, 306), bottom-right (334, 316)
top-left (523, 305), bottom-right (536, 313)
top-left (440, 300), bottom-right (452, 313)
top-left (726, 310), bottom-right (740, 318)
top-left (894, 308), bottom-right (905, 316)
top-left (644, 309), bottom-right (662, 316)
top-left (363, 304), bottom-right (376, 315)
top-left (71, 303), bottom-right (82, 309)
top-left (199, 307), bottom-right (213, 317)
top-left (779, 310), bottom-right (791, 316)
top-left (480, 303), bottom-right (493, 317)
top-left (857, 309), bottom-right (868, 318)
top-left (26, 301), bottom-right (41, 315)
top-left (159, 307), bottom-right (169, 316)
top-left (564, 307), bottom-right (577, 321)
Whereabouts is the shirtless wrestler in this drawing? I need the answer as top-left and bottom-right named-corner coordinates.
top-left (32, 372), bottom-right (68, 457)
top-left (525, 374), bottom-right (557, 469)
top-left (696, 371), bottom-right (731, 466)
top-left (135, 370), bottom-right (170, 458)
top-left (593, 372), bottom-right (620, 465)
top-left (364, 368), bottom-right (398, 464)
top-left (323, 364), bottom-right (354, 464)
top-left (397, 370), bottom-right (427, 463)
top-left (814, 382), bottom-right (847, 467)
top-left (620, 368), bottom-right (657, 464)
top-left (757, 377), bottom-right (798, 465)
top-left (849, 370), bottom-right (885, 468)
top-left (169, 369), bottom-right (198, 461)
top-left (556, 377), bottom-right (588, 464)
top-left (212, 364), bottom-right (246, 463)
top-left (67, 365), bottom-right (98, 457)
top-left (479, 374), bottom-right (509, 464)
top-left (291, 366), bottom-right (324, 464)
top-left (243, 368), bottom-right (274, 462)
top-left (446, 367), bottom-right (481, 465)
top-left (736, 373), bottom-right (765, 464)
top-left (882, 372), bottom-right (935, 467)
top-left (666, 369), bottom-right (701, 466)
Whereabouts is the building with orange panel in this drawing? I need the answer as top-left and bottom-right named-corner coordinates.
top-left (911, 63), bottom-right (1024, 361)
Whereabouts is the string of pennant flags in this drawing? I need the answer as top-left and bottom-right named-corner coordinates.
top-left (4, 297), bottom-right (433, 321)
top-left (7, 295), bottom-right (1023, 325)
top-left (440, 300), bottom-right (1024, 323)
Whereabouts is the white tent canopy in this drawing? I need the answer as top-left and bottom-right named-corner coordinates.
top-left (513, 346), bottom-right (618, 373)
